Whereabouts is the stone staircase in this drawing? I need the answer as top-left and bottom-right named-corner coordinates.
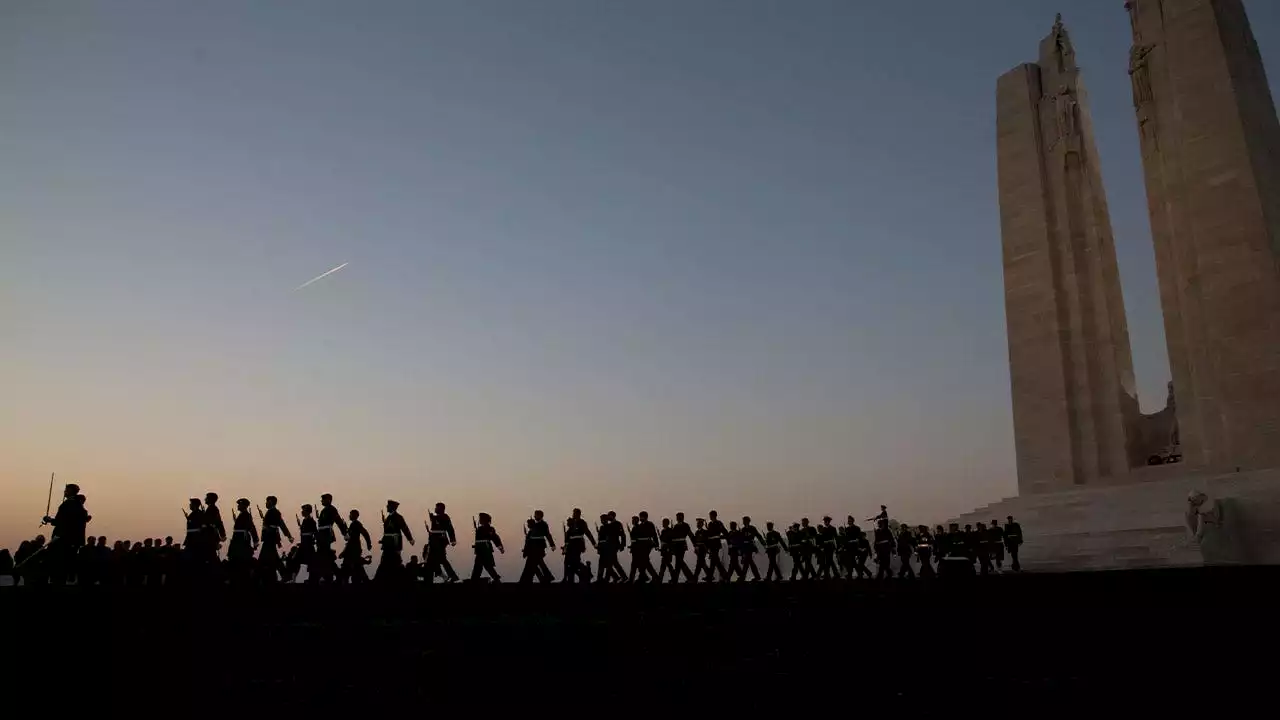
top-left (947, 467), bottom-right (1280, 571)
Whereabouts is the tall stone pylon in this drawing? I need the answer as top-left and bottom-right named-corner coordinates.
top-left (1126, 0), bottom-right (1280, 472)
top-left (996, 16), bottom-right (1142, 494)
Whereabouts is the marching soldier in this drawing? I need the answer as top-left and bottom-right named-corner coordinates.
top-left (656, 518), bottom-right (675, 583)
top-left (375, 500), bottom-right (414, 583)
top-left (816, 516), bottom-right (840, 579)
top-left (841, 517), bottom-right (861, 578)
top-left (867, 505), bottom-right (889, 525)
top-left (628, 512), bottom-right (659, 583)
top-left (341, 509), bottom-right (372, 583)
top-left (470, 513), bottom-right (504, 582)
top-left (181, 498), bottom-right (206, 581)
top-left (939, 522), bottom-right (974, 578)
top-left (854, 527), bottom-right (874, 579)
top-left (256, 496), bottom-right (293, 584)
top-left (895, 523), bottom-right (915, 578)
top-left (291, 504), bottom-right (319, 583)
top-left (873, 519), bottom-right (895, 580)
top-left (562, 508), bottom-right (596, 584)
top-left (203, 492), bottom-right (226, 568)
top-left (987, 519), bottom-right (1006, 571)
top-left (725, 521), bottom-right (745, 580)
top-left (934, 525), bottom-right (948, 570)
top-left (738, 516), bottom-right (764, 581)
top-left (915, 525), bottom-right (935, 578)
top-left (1004, 515), bottom-right (1023, 572)
top-left (692, 518), bottom-right (711, 583)
top-left (595, 513), bottom-right (622, 583)
top-left (799, 518), bottom-right (819, 579)
top-left (704, 510), bottom-right (730, 582)
top-left (520, 511), bottom-right (556, 583)
top-left (666, 512), bottom-right (696, 583)
top-left (975, 522), bottom-right (995, 575)
top-left (604, 511), bottom-right (629, 582)
top-left (763, 521), bottom-right (787, 581)
top-left (226, 498), bottom-right (259, 584)
top-left (425, 502), bottom-right (460, 583)
top-left (314, 494), bottom-right (348, 584)
top-left (786, 523), bottom-right (806, 581)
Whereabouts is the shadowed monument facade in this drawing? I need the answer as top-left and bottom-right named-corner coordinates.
top-left (968, 1), bottom-right (1280, 569)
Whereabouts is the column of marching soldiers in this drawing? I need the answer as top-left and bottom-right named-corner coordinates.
top-left (2, 484), bottom-right (1026, 586)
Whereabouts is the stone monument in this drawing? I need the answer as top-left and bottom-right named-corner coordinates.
top-left (1125, 0), bottom-right (1280, 474)
top-left (996, 15), bottom-right (1142, 495)
top-left (965, 3), bottom-right (1280, 570)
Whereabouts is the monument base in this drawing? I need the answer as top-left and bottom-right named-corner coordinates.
top-left (950, 467), bottom-right (1280, 571)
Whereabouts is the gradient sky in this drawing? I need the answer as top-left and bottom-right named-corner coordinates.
top-left (4, 0), bottom-right (1279, 561)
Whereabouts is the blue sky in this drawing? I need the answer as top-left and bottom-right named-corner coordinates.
top-left (3, 0), bottom-right (1278, 549)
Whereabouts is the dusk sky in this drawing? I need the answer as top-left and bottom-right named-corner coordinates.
top-left (4, 0), bottom-right (1278, 559)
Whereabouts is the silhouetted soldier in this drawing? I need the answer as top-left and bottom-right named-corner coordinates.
top-left (40, 483), bottom-right (89, 585)
top-left (841, 517), bottom-right (861, 578)
top-left (595, 513), bottom-right (623, 583)
top-left (895, 523), bottom-right (915, 578)
top-left (873, 519), bottom-right (895, 580)
top-left (470, 513), bottom-right (504, 582)
top-left (341, 509), bottom-right (372, 583)
top-left (293, 505), bottom-right (318, 583)
top-left (867, 505), bottom-right (889, 525)
top-left (799, 518), bottom-right (819, 579)
top-left (656, 518), bottom-right (675, 583)
top-left (725, 521), bottom-right (745, 580)
top-left (203, 493), bottom-right (226, 569)
top-left (738, 517), bottom-right (764, 581)
top-left (628, 512), bottom-right (659, 583)
top-left (934, 525), bottom-right (947, 571)
top-left (256, 496), bottom-right (293, 584)
top-left (987, 519), bottom-right (1006, 571)
top-left (938, 522), bottom-right (974, 578)
top-left (786, 523), bottom-right (805, 581)
top-left (423, 502), bottom-right (460, 583)
top-left (692, 518), bottom-right (711, 582)
top-left (520, 513), bottom-right (556, 583)
top-left (313, 494), bottom-right (348, 584)
top-left (562, 507), bottom-right (596, 584)
top-left (227, 498), bottom-right (260, 584)
top-left (763, 522), bottom-right (786, 581)
top-left (181, 498), bottom-right (207, 581)
top-left (974, 522), bottom-right (994, 575)
top-left (915, 525), bottom-right (935, 579)
top-left (816, 516), bottom-right (840, 579)
top-left (1004, 515), bottom-right (1023, 572)
top-left (376, 500), bottom-right (414, 583)
top-left (666, 512), bottom-right (696, 583)
top-left (605, 511), bottom-right (629, 581)
top-left (704, 511), bottom-right (730, 582)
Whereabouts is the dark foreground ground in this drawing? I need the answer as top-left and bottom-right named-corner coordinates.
top-left (4, 567), bottom-right (1277, 711)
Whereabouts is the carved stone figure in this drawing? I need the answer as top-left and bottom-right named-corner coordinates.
top-left (1185, 491), bottom-right (1221, 543)
top-left (1055, 86), bottom-right (1077, 141)
top-left (1129, 44), bottom-right (1154, 108)
top-left (1125, 1), bottom-right (1141, 44)
top-left (1051, 14), bottom-right (1076, 73)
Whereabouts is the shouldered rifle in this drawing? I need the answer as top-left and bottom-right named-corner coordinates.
top-left (39, 472), bottom-right (54, 527)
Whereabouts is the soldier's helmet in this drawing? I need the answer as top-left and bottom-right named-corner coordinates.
top-left (436, 502), bottom-right (446, 512)
top-left (205, 492), bottom-right (219, 504)
top-left (387, 500), bottom-right (400, 510)
top-left (349, 509), bottom-right (360, 520)
top-left (189, 498), bottom-right (201, 508)
top-left (236, 498), bottom-right (250, 509)
top-left (65, 483), bottom-right (81, 495)
top-left (478, 512), bottom-right (492, 523)
top-left (266, 495), bottom-right (278, 505)
top-left (321, 494), bottom-right (333, 504)
top-left (302, 504), bottom-right (313, 513)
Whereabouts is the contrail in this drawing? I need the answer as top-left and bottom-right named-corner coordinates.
top-left (294, 262), bottom-right (349, 291)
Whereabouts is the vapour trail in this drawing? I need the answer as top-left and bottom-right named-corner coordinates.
top-left (294, 262), bottom-right (349, 291)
